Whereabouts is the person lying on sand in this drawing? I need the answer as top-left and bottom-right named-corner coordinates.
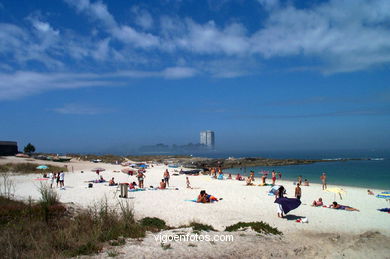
top-left (367, 190), bottom-right (374, 195)
top-left (236, 174), bottom-right (244, 181)
top-left (246, 177), bottom-right (253, 186)
top-left (329, 201), bottom-right (359, 211)
top-left (312, 198), bottom-right (323, 207)
top-left (197, 190), bottom-right (220, 203)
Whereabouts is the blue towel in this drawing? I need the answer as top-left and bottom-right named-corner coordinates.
top-left (185, 199), bottom-right (197, 202)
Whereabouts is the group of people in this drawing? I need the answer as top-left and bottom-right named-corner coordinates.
top-left (312, 198), bottom-right (359, 211)
top-left (48, 171), bottom-right (65, 189)
top-left (197, 190), bottom-right (220, 203)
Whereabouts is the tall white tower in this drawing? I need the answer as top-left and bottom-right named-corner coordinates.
top-left (200, 130), bottom-right (215, 149)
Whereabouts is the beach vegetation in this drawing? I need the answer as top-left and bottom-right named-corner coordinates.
top-left (0, 174), bottom-right (15, 199)
top-left (225, 221), bottom-right (282, 235)
top-left (184, 221), bottom-right (217, 233)
top-left (0, 163), bottom-right (66, 174)
top-left (160, 242), bottom-right (172, 250)
top-left (107, 249), bottom-right (119, 257)
top-left (140, 217), bottom-right (168, 232)
top-left (23, 143), bottom-right (36, 154)
top-left (0, 195), bottom-right (160, 258)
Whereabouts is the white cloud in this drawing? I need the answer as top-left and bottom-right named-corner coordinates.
top-left (250, 0), bottom-right (390, 72)
top-left (0, 68), bottom-right (199, 100)
top-left (162, 66), bottom-right (197, 79)
top-left (52, 103), bottom-right (111, 115)
top-left (132, 7), bottom-right (154, 30)
top-left (65, 0), bottom-right (160, 48)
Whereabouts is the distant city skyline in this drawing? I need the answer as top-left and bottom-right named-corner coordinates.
top-left (0, 0), bottom-right (389, 154)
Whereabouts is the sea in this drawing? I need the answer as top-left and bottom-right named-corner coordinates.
top-left (192, 150), bottom-right (390, 190)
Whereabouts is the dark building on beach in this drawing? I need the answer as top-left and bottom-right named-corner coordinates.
top-left (0, 141), bottom-right (18, 156)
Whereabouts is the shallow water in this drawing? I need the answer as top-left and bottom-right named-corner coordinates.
top-left (224, 159), bottom-right (390, 190)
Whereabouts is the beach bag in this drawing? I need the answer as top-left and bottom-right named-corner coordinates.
top-left (88, 183), bottom-right (93, 188)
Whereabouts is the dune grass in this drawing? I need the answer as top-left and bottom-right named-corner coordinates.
top-left (0, 192), bottom-right (147, 259)
top-left (225, 221), bottom-right (282, 235)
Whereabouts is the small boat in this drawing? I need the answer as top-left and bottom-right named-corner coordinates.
top-left (52, 156), bottom-right (72, 162)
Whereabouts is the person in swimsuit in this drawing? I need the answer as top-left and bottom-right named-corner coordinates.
top-left (272, 171), bottom-right (276, 185)
top-left (137, 171), bottom-right (145, 188)
top-left (329, 202), bottom-right (359, 211)
top-left (320, 172), bottom-right (327, 190)
top-left (163, 169), bottom-right (170, 187)
top-left (312, 198), bottom-right (323, 206)
top-left (159, 179), bottom-right (166, 189)
top-left (276, 186), bottom-right (285, 218)
top-left (295, 183), bottom-right (302, 200)
top-left (186, 177), bottom-right (192, 189)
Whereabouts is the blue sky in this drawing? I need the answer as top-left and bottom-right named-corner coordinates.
top-left (1, 0), bottom-right (390, 154)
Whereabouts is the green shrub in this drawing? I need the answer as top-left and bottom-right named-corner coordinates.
top-left (225, 221), bottom-right (282, 235)
top-left (140, 217), bottom-right (167, 232)
top-left (188, 221), bottom-right (216, 232)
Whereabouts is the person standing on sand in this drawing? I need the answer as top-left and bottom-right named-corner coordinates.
top-left (186, 177), bottom-right (192, 189)
top-left (276, 186), bottom-right (285, 218)
top-left (56, 172), bottom-right (60, 188)
top-left (320, 172), bottom-right (327, 190)
top-left (163, 169), bottom-right (170, 187)
top-left (137, 171), bottom-right (145, 188)
top-left (278, 172), bottom-right (282, 179)
top-left (295, 183), bottom-right (302, 200)
top-left (298, 175), bottom-right (302, 185)
top-left (272, 171), bottom-right (276, 185)
top-left (59, 171), bottom-right (65, 189)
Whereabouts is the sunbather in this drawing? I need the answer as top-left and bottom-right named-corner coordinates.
top-left (367, 190), bottom-right (374, 195)
top-left (197, 190), bottom-right (219, 203)
top-left (329, 201), bottom-right (359, 211)
top-left (109, 177), bottom-right (117, 186)
top-left (312, 198), bottom-right (323, 207)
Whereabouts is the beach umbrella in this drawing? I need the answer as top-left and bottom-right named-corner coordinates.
top-left (36, 165), bottom-right (48, 170)
top-left (274, 197), bottom-right (301, 214)
top-left (326, 187), bottom-right (346, 200)
top-left (376, 192), bottom-right (390, 202)
top-left (91, 167), bottom-right (105, 172)
top-left (121, 168), bottom-right (136, 174)
top-left (139, 164), bottom-right (147, 168)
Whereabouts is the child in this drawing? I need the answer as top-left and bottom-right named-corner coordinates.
top-left (186, 177), bottom-right (192, 189)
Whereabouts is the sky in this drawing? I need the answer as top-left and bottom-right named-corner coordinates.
top-left (0, 0), bottom-right (390, 155)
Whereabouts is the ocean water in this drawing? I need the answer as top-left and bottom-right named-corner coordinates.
top-left (224, 159), bottom-right (390, 190)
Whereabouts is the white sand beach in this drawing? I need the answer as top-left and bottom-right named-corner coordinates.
top-left (2, 156), bottom-right (390, 258)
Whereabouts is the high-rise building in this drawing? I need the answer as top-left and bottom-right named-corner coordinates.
top-left (200, 130), bottom-right (215, 149)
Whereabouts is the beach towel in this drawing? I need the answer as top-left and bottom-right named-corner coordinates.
top-left (274, 197), bottom-right (301, 214)
top-left (34, 178), bottom-right (49, 181)
top-left (268, 185), bottom-right (280, 196)
top-left (129, 188), bottom-right (145, 192)
top-left (185, 199), bottom-right (198, 202)
top-left (377, 208), bottom-right (390, 213)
